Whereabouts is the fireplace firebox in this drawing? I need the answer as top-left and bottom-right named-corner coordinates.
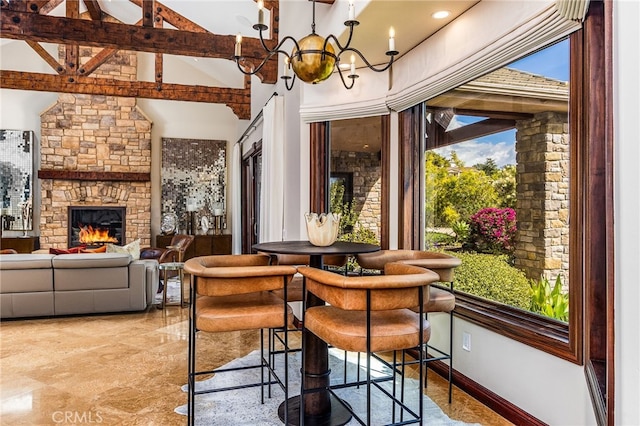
top-left (68, 206), bottom-right (126, 248)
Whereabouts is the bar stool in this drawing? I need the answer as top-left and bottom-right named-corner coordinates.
top-left (356, 250), bottom-right (461, 402)
top-left (183, 254), bottom-right (297, 426)
top-left (298, 262), bottom-right (441, 425)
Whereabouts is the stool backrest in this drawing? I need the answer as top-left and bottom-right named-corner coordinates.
top-left (185, 254), bottom-right (297, 297)
top-left (299, 262), bottom-right (439, 311)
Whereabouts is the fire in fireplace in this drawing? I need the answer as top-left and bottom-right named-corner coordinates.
top-left (68, 206), bottom-right (126, 248)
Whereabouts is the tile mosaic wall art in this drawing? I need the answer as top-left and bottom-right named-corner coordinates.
top-left (0, 130), bottom-right (34, 231)
top-left (161, 138), bottom-right (226, 234)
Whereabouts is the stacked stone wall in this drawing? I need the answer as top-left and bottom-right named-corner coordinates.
top-left (514, 112), bottom-right (570, 286)
top-left (331, 150), bottom-right (381, 240)
top-left (38, 47), bottom-right (152, 248)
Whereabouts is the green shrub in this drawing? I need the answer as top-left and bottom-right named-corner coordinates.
top-left (451, 220), bottom-right (470, 242)
top-left (529, 276), bottom-right (569, 322)
top-left (448, 251), bottom-right (530, 310)
top-left (425, 231), bottom-right (456, 249)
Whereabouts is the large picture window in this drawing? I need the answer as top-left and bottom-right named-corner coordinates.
top-left (425, 39), bottom-right (570, 320)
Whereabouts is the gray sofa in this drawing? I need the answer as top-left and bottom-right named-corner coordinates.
top-left (0, 253), bottom-right (158, 319)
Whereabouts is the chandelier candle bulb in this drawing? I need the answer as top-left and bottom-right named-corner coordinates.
top-left (350, 54), bottom-right (356, 76)
top-left (235, 34), bottom-right (242, 57)
top-left (284, 57), bottom-right (290, 77)
top-left (348, 0), bottom-right (355, 21)
top-left (389, 27), bottom-right (395, 52)
top-left (257, 0), bottom-right (264, 25)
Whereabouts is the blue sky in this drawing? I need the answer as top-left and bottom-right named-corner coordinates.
top-left (433, 39), bottom-right (569, 168)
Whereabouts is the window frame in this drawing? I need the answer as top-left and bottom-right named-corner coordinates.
top-left (399, 33), bottom-right (584, 364)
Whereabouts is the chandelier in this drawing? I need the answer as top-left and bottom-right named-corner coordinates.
top-left (233, 0), bottom-right (399, 90)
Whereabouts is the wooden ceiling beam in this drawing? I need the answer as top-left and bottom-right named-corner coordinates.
top-left (446, 118), bottom-right (516, 146)
top-left (141, 0), bottom-right (154, 27)
top-left (26, 40), bottom-right (62, 73)
top-left (0, 70), bottom-right (252, 119)
top-left (0, 10), bottom-right (277, 83)
top-left (64, 0), bottom-right (79, 74)
top-left (82, 0), bottom-right (102, 20)
top-left (130, 0), bottom-right (208, 33)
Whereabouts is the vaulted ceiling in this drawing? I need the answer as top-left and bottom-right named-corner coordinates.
top-left (0, 0), bottom-right (476, 119)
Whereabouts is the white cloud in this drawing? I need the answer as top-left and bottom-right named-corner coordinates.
top-left (432, 139), bottom-right (516, 168)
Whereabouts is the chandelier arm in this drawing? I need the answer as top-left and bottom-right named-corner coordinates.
top-left (235, 49), bottom-right (281, 76)
top-left (282, 74), bottom-right (296, 91)
top-left (335, 66), bottom-right (356, 90)
top-left (340, 48), bottom-right (397, 73)
top-left (257, 28), bottom-right (302, 56)
top-left (322, 25), bottom-right (356, 53)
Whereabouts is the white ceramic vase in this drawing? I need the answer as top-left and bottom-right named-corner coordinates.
top-left (304, 212), bottom-right (341, 246)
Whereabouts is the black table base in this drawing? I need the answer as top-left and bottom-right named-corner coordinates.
top-left (278, 395), bottom-right (352, 426)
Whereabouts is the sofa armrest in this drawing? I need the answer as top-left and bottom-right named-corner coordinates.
top-left (131, 259), bottom-right (158, 305)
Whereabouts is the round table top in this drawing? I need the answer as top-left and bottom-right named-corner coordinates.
top-left (253, 240), bottom-right (380, 256)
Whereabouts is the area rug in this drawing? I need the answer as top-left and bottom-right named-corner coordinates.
top-left (175, 348), bottom-right (480, 426)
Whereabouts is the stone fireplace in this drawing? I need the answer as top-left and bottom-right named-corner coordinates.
top-left (38, 45), bottom-right (152, 249)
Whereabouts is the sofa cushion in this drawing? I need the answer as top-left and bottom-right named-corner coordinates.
top-left (0, 254), bottom-right (55, 270)
top-left (106, 239), bottom-right (140, 260)
top-left (81, 246), bottom-right (107, 253)
top-left (51, 253), bottom-right (131, 268)
top-left (49, 246), bottom-right (86, 255)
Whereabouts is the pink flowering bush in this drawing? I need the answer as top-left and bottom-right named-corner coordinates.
top-left (467, 207), bottom-right (517, 255)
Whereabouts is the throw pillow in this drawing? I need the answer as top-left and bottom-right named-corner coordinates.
top-left (49, 246), bottom-right (86, 255)
top-left (81, 245), bottom-right (107, 253)
top-left (106, 239), bottom-right (141, 260)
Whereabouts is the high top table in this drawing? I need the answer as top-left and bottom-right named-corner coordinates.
top-left (253, 240), bottom-right (380, 426)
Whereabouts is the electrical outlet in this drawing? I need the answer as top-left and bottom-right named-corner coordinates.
top-left (462, 332), bottom-right (472, 352)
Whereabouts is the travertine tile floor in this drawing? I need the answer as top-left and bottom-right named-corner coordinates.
top-left (0, 305), bottom-right (513, 425)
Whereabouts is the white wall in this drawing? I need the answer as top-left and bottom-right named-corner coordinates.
top-left (614, 1), bottom-right (640, 425)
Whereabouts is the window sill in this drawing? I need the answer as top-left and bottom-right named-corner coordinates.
top-left (454, 292), bottom-right (581, 364)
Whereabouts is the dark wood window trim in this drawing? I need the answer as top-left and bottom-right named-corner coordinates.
top-left (399, 11), bottom-right (615, 424)
top-left (398, 105), bottom-right (424, 250)
top-left (309, 122), bottom-right (330, 213)
top-left (241, 141), bottom-right (262, 254)
top-left (582, 1), bottom-right (615, 424)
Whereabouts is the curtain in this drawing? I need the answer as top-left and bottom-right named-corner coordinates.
top-left (231, 142), bottom-right (242, 254)
top-left (258, 95), bottom-right (285, 242)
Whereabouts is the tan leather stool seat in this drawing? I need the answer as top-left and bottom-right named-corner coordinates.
top-left (305, 306), bottom-right (431, 353)
top-left (196, 292), bottom-right (293, 333)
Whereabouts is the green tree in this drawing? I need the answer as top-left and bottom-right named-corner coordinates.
top-left (493, 165), bottom-right (517, 208)
top-left (329, 180), bottom-right (356, 236)
top-left (474, 158), bottom-right (499, 176)
top-left (437, 167), bottom-right (498, 224)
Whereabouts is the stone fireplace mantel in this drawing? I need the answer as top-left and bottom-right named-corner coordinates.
top-left (38, 170), bottom-right (150, 182)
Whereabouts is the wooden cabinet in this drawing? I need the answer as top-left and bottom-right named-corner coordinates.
top-left (155, 234), bottom-right (231, 260)
top-left (1, 237), bottom-right (40, 253)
